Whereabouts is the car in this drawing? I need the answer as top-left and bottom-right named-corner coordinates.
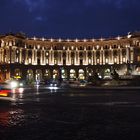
top-left (0, 89), bottom-right (12, 97)
top-left (4, 80), bottom-right (24, 89)
top-left (50, 82), bottom-right (60, 87)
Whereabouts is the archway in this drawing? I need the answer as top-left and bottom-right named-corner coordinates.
top-left (27, 69), bottom-right (33, 81)
top-left (14, 69), bottom-right (22, 79)
top-left (44, 69), bottom-right (51, 80)
top-left (78, 69), bottom-right (85, 80)
top-left (35, 69), bottom-right (42, 81)
top-left (70, 69), bottom-right (76, 80)
top-left (53, 69), bottom-right (59, 80)
top-left (87, 68), bottom-right (93, 77)
top-left (61, 68), bottom-right (67, 80)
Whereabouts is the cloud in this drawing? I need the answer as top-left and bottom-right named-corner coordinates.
top-left (35, 16), bottom-right (43, 21)
top-left (14, 0), bottom-right (46, 12)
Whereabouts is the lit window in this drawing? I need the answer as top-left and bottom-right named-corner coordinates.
top-left (137, 56), bottom-right (140, 62)
top-left (97, 59), bottom-right (99, 64)
top-left (54, 59), bottom-right (57, 65)
top-left (106, 58), bottom-right (108, 63)
top-left (88, 59), bottom-right (91, 64)
top-left (46, 59), bottom-right (48, 64)
top-left (123, 57), bottom-right (126, 63)
top-left (46, 52), bottom-right (49, 56)
top-left (114, 58), bottom-right (117, 63)
top-left (96, 45), bottom-right (99, 49)
top-left (29, 58), bottom-right (31, 64)
top-left (16, 58), bottom-right (19, 62)
top-left (37, 45), bottom-right (40, 49)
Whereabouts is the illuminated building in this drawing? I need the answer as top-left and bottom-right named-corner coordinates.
top-left (0, 32), bottom-right (140, 82)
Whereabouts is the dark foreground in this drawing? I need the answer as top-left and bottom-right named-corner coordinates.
top-left (1, 87), bottom-right (140, 140)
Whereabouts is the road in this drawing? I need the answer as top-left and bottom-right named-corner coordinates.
top-left (1, 86), bottom-right (140, 140)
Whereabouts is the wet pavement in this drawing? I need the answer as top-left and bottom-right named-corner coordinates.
top-left (1, 87), bottom-right (140, 140)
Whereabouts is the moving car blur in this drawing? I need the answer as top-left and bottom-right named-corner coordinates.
top-left (0, 79), bottom-right (25, 100)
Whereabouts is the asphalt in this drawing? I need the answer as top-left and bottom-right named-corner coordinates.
top-left (1, 87), bottom-right (140, 140)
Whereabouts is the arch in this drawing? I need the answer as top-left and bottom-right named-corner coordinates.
top-left (87, 68), bottom-right (93, 77)
top-left (35, 69), bottom-right (42, 81)
top-left (44, 69), bottom-right (51, 80)
top-left (14, 69), bottom-right (22, 79)
top-left (70, 69), bottom-right (76, 80)
top-left (27, 69), bottom-right (34, 80)
top-left (78, 69), bottom-right (85, 80)
top-left (53, 69), bottom-right (59, 80)
top-left (61, 68), bottom-right (67, 79)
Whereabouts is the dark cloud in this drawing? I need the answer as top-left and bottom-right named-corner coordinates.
top-left (0, 0), bottom-right (140, 38)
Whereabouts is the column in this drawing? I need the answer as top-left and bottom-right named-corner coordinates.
top-left (102, 49), bottom-right (106, 65)
top-left (109, 46), bottom-right (113, 64)
top-left (100, 47), bottom-right (103, 65)
top-left (52, 49), bottom-right (54, 65)
top-left (126, 45), bottom-right (130, 62)
top-left (94, 50), bottom-right (96, 65)
top-left (130, 47), bottom-right (134, 63)
top-left (120, 47), bottom-right (122, 64)
top-left (19, 49), bottom-right (22, 63)
top-left (32, 49), bottom-right (34, 64)
top-left (86, 50), bottom-right (88, 65)
top-left (25, 49), bottom-right (28, 65)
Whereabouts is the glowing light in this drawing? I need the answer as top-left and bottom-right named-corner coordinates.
top-left (117, 36), bottom-right (120, 40)
top-left (33, 36), bottom-right (36, 40)
top-left (0, 92), bottom-right (8, 97)
top-left (0, 90), bottom-right (10, 97)
top-left (127, 34), bottom-right (132, 38)
top-left (49, 87), bottom-right (59, 90)
top-left (127, 32), bottom-right (132, 38)
top-left (10, 81), bottom-right (18, 89)
top-left (100, 38), bottom-right (103, 41)
top-left (58, 38), bottom-right (62, 42)
top-left (18, 88), bottom-right (24, 94)
top-left (19, 83), bottom-right (23, 87)
top-left (67, 39), bottom-right (70, 42)
top-left (83, 39), bottom-right (87, 42)
top-left (42, 37), bottom-right (45, 41)
top-left (50, 38), bottom-right (53, 42)
top-left (75, 38), bottom-right (78, 42)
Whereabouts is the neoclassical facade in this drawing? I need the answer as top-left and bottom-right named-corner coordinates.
top-left (0, 32), bottom-right (140, 82)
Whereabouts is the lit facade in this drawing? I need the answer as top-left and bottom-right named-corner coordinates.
top-left (0, 32), bottom-right (140, 82)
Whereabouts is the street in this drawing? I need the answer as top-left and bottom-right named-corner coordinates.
top-left (1, 86), bottom-right (140, 140)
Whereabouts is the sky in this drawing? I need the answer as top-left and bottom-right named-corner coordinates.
top-left (0, 0), bottom-right (140, 39)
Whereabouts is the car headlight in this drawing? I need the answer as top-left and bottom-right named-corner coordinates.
top-left (10, 81), bottom-right (18, 88)
top-left (19, 83), bottom-right (23, 87)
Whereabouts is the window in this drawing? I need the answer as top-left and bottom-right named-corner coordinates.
top-left (63, 59), bottom-right (66, 65)
top-left (54, 59), bottom-right (57, 65)
top-left (137, 56), bottom-right (140, 62)
top-left (80, 59), bottom-right (83, 65)
top-left (123, 57), bottom-right (126, 63)
top-left (105, 58), bottom-right (108, 64)
top-left (46, 59), bottom-right (49, 64)
top-left (88, 59), bottom-right (91, 64)
top-left (71, 59), bottom-right (74, 65)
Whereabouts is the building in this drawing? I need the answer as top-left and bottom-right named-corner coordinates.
top-left (0, 32), bottom-right (140, 82)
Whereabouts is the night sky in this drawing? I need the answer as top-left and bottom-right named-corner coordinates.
top-left (0, 0), bottom-right (140, 39)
